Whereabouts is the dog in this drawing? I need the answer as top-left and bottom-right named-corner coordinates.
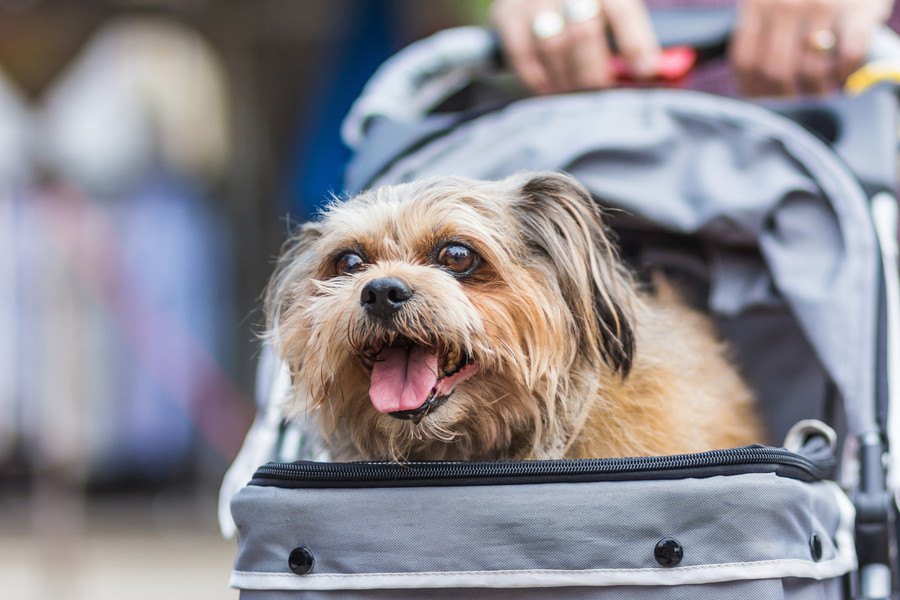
top-left (266, 172), bottom-right (763, 461)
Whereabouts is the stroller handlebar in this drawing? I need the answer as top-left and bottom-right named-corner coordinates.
top-left (342, 9), bottom-right (900, 149)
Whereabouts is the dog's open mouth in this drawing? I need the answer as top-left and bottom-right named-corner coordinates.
top-left (364, 341), bottom-right (478, 423)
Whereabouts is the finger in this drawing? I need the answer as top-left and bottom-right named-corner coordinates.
top-left (603, 0), bottom-right (661, 79)
top-left (799, 11), bottom-right (838, 95)
top-left (731, 0), bottom-right (768, 96)
top-left (759, 1), bottom-right (804, 96)
top-left (535, 26), bottom-right (575, 92)
top-left (837, 15), bottom-right (875, 84)
top-left (565, 10), bottom-right (614, 89)
top-left (495, 10), bottom-right (553, 93)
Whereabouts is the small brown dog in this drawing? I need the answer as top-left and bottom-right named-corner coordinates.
top-left (267, 172), bottom-right (762, 461)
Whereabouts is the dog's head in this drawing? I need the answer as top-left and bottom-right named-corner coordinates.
top-left (267, 172), bottom-right (636, 460)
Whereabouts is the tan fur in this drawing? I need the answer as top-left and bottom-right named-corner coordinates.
top-left (267, 172), bottom-right (764, 461)
top-left (569, 296), bottom-right (763, 458)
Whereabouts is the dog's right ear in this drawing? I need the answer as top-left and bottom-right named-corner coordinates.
top-left (511, 172), bottom-right (636, 376)
top-left (264, 221), bottom-right (323, 332)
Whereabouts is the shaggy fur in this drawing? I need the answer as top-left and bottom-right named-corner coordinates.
top-left (267, 172), bottom-right (763, 461)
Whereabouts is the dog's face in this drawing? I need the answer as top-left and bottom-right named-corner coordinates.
top-left (268, 172), bottom-right (635, 461)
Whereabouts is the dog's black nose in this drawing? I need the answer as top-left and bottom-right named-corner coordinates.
top-left (360, 277), bottom-right (413, 319)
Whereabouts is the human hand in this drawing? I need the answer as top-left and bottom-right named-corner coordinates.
top-left (490, 0), bottom-right (661, 94)
top-left (731, 0), bottom-right (894, 96)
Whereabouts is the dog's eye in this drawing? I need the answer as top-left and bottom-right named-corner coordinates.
top-left (336, 252), bottom-right (365, 275)
top-left (436, 244), bottom-right (479, 274)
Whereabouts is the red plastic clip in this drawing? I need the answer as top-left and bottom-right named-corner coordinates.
top-left (611, 46), bottom-right (697, 84)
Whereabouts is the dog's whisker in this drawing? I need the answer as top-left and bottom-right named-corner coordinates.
top-left (482, 391), bottom-right (512, 408)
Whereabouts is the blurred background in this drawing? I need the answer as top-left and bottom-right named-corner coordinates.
top-left (0, 1), bottom-right (485, 598)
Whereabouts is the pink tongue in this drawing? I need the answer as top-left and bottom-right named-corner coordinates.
top-left (369, 346), bottom-right (440, 413)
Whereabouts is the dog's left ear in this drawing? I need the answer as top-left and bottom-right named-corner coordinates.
top-left (511, 172), bottom-right (636, 376)
top-left (265, 221), bottom-right (324, 332)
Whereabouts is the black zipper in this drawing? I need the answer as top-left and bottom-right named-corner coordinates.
top-left (250, 444), bottom-right (834, 489)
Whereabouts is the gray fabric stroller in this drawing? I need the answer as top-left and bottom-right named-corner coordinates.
top-left (224, 10), bottom-right (900, 599)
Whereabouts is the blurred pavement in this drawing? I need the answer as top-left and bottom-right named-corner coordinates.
top-left (0, 487), bottom-right (237, 600)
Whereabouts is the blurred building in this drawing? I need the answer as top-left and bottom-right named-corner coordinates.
top-left (0, 1), bottom-right (475, 598)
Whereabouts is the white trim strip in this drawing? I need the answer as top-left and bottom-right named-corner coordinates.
top-left (232, 483), bottom-right (857, 591)
top-left (231, 558), bottom-right (851, 591)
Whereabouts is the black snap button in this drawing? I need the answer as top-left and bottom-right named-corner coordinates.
top-left (288, 546), bottom-right (314, 575)
top-left (654, 538), bottom-right (684, 567)
top-left (810, 534), bottom-right (823, 561)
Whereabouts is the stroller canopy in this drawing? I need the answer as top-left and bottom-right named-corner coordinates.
top-left (352, 89), bottom-right (883, 443)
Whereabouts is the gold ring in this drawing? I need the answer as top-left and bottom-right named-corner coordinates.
top-left (564, 0), bottom-right (602, 22)
top-left (809, 29), bottom-right (837, 53)
top-left (532, 10), bottom-right (566, 40)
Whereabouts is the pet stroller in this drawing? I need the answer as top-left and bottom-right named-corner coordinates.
top-left (223, 9), bottom-right (900, 599)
